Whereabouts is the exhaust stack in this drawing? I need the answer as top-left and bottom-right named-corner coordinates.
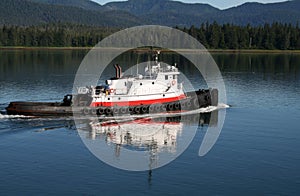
top-left (117, 64), bottom-right (122, 78)
top-left (114, 64), bottom-right (120, 78)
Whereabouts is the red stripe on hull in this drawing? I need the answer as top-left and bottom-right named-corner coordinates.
top-left (90, 94), bottom-right (186, 107)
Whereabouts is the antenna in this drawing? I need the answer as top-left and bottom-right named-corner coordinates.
top-left (155, 50), bottom-right (160, 64)
top-left (136, 53), bottom-right (140, 76)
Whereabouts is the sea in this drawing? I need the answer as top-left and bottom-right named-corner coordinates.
top-left (0, 49), bottom-right (299, 195)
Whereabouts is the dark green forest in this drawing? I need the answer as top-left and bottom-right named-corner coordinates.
top-left (180, 22), bottom-right (300, 50)
top-left (1, 22), bottom-right (300, 49)
top-left (0, 24), bottom-right (118, 47)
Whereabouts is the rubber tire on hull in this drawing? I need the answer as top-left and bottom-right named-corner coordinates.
top-left (120, 107), bottom-right (127, 114)
top-left (154, 105), bottom-right (161, 112)
top-left (83, 108), bottom-right (90, 115)
top-left (186, 100), bottom-right (192, 109)
top-left (134, 106), bottom-right (141, 114)
top-left (141, 106), bottom-right (148, 114)
top-left (98, 108), bottom-right (105, 115)
top-left (91, 108), bottom-right (97, 115)
top-left (113, 107), bottom-right (120, 115)
top-left (105, 108), bottom-right (112, 115)
top-left (149, 105), bottom-right (155, 113)
top-left (174, 102), bottom-right (180, 110)
top-left (168, 104), bottom-right (174, 110)
top-left (192, 98), bottom-right (199, 109)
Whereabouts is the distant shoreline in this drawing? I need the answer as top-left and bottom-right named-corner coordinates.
top-left (1, 47), bottom-right (300, 54)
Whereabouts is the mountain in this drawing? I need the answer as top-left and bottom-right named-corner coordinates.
top-left (210, 1), bottom-right (300, 26)
top-left (104, 0), bottom-right (218, 16)
top-left (0, 0), bottom-right (142, 27)
top-left (29, 0), bottom-right (104, 11)
top-left (104, 0), bottom-right (300, 26)
top-left (104, 0), bottom-right (219, 26)
top-left (0, 0), bottom-right (299, 27)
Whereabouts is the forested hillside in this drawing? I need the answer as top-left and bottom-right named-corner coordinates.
top-left (1, 0), bottom-right (300, 49)
top-left (181, 23), bottom-right (300, 50)
top-left (1, 0), bottom-right (300, 27)
top-left (1, 23), bottom-right (300, 50)
top-left (0, 0), bottom-right (142, 27)
top-left (0, 24), bottom-right (118, 47)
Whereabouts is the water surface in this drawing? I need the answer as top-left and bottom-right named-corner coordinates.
top-left (0, 50), bottom-right (300, 195)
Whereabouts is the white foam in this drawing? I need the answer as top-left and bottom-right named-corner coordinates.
top-left (217, 103), bottom-right (230, 109)
top-left (0, 113), bottom-right (32, 119)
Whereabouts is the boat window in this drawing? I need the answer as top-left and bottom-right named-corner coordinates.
top-left (165, 75), bottom-right (168, 80)
top-left (124, 82), bottom-right (127, 86)
top-left (140, 83), bottom-right (142, 86)
top-left (173, 75), bottom-right (176, 79)
top-left (95, 89), bottom-right (101, 95)
top-left (152, 82), bottom-right (155, 85)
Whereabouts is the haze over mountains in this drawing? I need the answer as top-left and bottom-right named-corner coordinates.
top-left (1, 0), bottom-right (299, 27)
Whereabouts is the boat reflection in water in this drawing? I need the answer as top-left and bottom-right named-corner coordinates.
top-left (78, 110), bottom-right (218, 171)
top-left (91, 117), bottom-right (182, 155)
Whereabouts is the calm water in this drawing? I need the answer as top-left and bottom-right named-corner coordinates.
top-left (0, 49), bottom-right (300, 195)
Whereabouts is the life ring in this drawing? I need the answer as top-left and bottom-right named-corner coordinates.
top-left (109, 89), bottom-right (115, 94)
top-left (171, 80), bottom-right (176, 86)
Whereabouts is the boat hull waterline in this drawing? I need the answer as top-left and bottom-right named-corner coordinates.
top-left (6, 89), bottom-right (218, 117)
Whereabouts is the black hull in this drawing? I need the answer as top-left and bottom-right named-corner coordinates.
top-left (5, 102), bottom-right (74, 116)
top-left (6, 89), bottom-right (218, 117)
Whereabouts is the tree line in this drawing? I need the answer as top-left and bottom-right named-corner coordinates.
top-left (180, 22), bottom-right (300, 50)
top-left (1, 22), bottom-right (300, 50)
top-left (0, 24), bottom-right (118, 47)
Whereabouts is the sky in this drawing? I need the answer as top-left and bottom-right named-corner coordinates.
top-left (92, 0), bottom-right (287, 9)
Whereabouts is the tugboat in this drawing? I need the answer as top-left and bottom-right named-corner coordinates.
top-left (6, 51), bottom-right (218, 117)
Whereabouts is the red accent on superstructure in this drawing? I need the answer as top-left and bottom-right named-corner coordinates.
top-left (90, 94), bottom-right (186, 107)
